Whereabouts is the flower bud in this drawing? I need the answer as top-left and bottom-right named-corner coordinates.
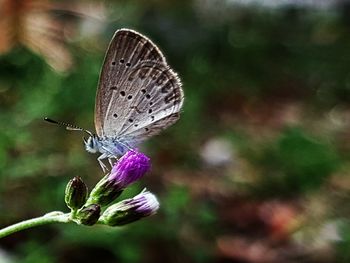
top-left (76, 204), bottom-right (101, 226)
top-left (100, 190), bottom-right (159, 226)
top-left (87, 151), bottom-right (150, 206)
top-left (65, 176), bottom-right (88, 210)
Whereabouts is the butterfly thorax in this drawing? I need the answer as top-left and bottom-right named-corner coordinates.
top-left (84, 135), bottom-right (129, 157)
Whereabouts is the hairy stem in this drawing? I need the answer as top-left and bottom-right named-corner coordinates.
top-left (0, 211), bottom-right (71, 239)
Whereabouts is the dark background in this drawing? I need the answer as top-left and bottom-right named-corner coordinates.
top-left (1, 0), bottom-right (350, 262)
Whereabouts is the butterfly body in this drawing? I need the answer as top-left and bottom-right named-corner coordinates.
top-left (87, 29), bottom-right (183, 171)
top-left (84, 136), bottom-right (130, 155)
top-left (84, 136), bottom-right (132, 170)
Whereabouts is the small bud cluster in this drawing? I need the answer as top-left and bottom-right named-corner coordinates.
top-left (64, 150), bottom-right (159, 227)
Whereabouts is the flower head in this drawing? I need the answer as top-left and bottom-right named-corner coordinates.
top-left (101, 189), bottom-right (160, 226)
top-left (109, 150), bottom-right (150, 188)
top-left (87, 150), bottom-right (151, 206)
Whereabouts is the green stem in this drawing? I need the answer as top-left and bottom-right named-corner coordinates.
top-left (0, 211), bottom-right (71, 239)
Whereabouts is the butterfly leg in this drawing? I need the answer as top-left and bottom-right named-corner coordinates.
top-left (97, 153), bottom-right (109, 173)
top-left (99, 146), bottom-right (118, 169)
top-left (108, 157), bottom-right (117, 168)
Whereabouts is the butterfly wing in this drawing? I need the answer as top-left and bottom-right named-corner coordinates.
top-left (95, 28), bottom-right (166, 137)
top-left (112, 60), bottom-right (184, 146)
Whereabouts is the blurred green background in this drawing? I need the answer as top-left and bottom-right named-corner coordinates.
top-left (1, 0), bottom-right (350, 262)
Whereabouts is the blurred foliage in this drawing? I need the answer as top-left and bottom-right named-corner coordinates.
top-left (1, 0), bottom-right (350, 262)
top-left (251, 127), bottom-right (340, 196)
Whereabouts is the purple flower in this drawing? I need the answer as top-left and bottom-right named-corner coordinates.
top-left (109, 150), bottom-right (150, 188)
top-left (87, 150), bottom-right (151, 206)
top-left (101, 189), bottom-right (160, 226)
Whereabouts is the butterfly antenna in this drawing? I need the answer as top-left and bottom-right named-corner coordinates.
top-left (44, 117), bottom-right (93, 136)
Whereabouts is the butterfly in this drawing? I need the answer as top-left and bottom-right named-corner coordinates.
top-left (45, 29), bottom-right (184, 172)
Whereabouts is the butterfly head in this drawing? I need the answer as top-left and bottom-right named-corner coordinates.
top-left (84, 135), bottom-right (100, 153)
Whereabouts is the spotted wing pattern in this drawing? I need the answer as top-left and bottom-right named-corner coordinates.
top-left (94, 28), bottom-right (167, 137)
top-left (94, 28), bottom-right (184, 146)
